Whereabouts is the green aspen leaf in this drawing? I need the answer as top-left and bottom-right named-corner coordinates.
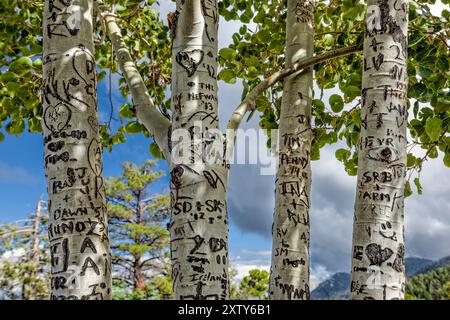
top-left (1, 71), bottom-right (18, 82)
top-left (245, 66), bottom-right (259, 80)
top-left (255, 95), bottom-right (270, 111)
top-left (425, 117), bottom-right (442, 142)
top-left (219, 48), bottom-right (236, 61)
top-left (28, 117), bottom-right (41, 133)
top-left (345, 163), bottom-right (358, 176)
top-left (111, 131), bottom-right (126, 145)
top-left (323, 34), bottom-right (334, 46)
top-left (6, 82), bottom-right (19, 97)
top-left (444, 152), bottom-right (450, 168)
top-left (428, 146), bottom-right (438, 159)
top-left (312, 99), bottom-right (325, 112)
top-left (407, 153), bottom-right (417, 167)
top-left (124, 121), bottom-right (143, 134)
top-left (149, 143), bottom-right (164, 159)
top-left (404, 180), bottom-right (413, 198)
top-left (435, 96), bottom-right (450, 113)
top-left (344, 86), bottom-right (360, 101)
top-left (436, 56), bottom-right (449, 70)
top-left (413, 100), bottom-right (419, 118)
top-left (310, 142), bottom-right (320, 161)
top-left (9, 56), bottom-right (33, 74)
top-left (32, 58), bottom-right (42, 68)
top-left (335, 148), bottom-right (351, 162)
top-left (350, 131), bottom-right (359, 146)
top-left (413, 177), bottom-right (423, 195)
top-left (409, 83), bottom-right (427, 99)
top-left (416, 66), bottom-right (433, 78)
top-left (218, 69), bottom-right (236, 84)
top-left (5, 119), bottom-right (25, 135)
top-left (119, 104), bottom-right (135, 119)
top-left (0, 132), bottom-right (4, 142)
top-left (348, 73), bottom-right (362, 86)
top-left (329, 94), bottom-right (344, 113)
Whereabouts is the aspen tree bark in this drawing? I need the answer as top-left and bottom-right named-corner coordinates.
top-left (351, 0), bottom-right (409, 300)
top-left (42, 0), bottom-right (111, 299)
top-left (269, 0), bottom-right (314, 300)
top-left (169, 0), bottom-right (229, 300)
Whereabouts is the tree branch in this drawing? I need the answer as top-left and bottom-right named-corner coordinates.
top-left (95, 2), bottom-right (171, 160)
top-left (140, 256), bottom-right (161, 268)
top-left (226, 44), bottom-right (362, 131)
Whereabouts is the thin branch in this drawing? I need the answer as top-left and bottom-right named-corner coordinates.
top-left (95, 1), bottom-right (171, 160)
top-left (140, 256), bottom-right (161, 268)
top-left (227, 44), bottom-right (362, 131)
top-left (108, 43), bottom-right (115, 130)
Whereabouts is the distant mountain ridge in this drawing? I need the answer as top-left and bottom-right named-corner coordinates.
top-left (311, 255), bottom-right (449, 300)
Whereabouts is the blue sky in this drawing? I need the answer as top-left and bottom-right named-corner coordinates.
top-left (1, 1), bottom-right (449, 288)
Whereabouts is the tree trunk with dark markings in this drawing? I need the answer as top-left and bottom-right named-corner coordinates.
top-left (42, 0), bottom-right (111, 300)
top-left (270, 0), bottom-right (314, 300)
top-left (351, 0), bottom-right (409, 300)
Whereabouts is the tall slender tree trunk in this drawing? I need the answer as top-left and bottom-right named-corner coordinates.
top-left (133, 256), bottom-right (146, 291)
top-left (269, 0), bottom-right (314, 300)
top-left (169, 0), bottom-right (229, 299)
top-left (351, 0), bottom-right (409, 300)
top-left (134, 192), bottom-right (146, 291)
top-left (42, 0), bottom-right (111, 300)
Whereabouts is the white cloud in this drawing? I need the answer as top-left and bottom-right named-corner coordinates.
top-left (1, 248), bottom-right (26, 261)
top-left (232, 264), bottom-right (270, 283)
top-left (310, 264), bottom-right (332, 290)
top-left (0, 162), bottom-right (38, 186)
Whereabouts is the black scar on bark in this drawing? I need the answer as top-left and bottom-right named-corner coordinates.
top-left (209, 237), bottom-right (227, 252)
top-left (43, 102), bottom-right (72, 133)
top-left (176, 49), bottom-right (204, 77)
top-left (180, 281), bottom-right (220, 300)
top-left (365, 243), bottom-right (394, 266)
top-left (48, 140), bottom-right (65, 152)
top-left (171, 165), bottom-right (185, 189)
top-left (203, 169), bottom-right (225, 189)
top-left (353, 245), bottom-right (364, 261)
top-left (201, 0), bottom-right (218, 43)
top-left (80, 256), bottom-right (100, 276)
top-left (50, 238), bottom-right (69, 274)
top-left (377, 0), bottom-right (408, 57)
top-left (190, 234), bottom-right (205, 254)
top-left (390, 243), bottom-right (404, 272)
top-left (80, 237), bottom-right (97, 254)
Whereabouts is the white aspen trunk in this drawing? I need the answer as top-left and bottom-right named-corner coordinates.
top-left (269, 0), bottom-right (314, 300)
top-left (42, 0), bottom-right (111, 300)
top-left (351, 0), bottom-right (409, 300)
top-left (169, 0), bottom-right (229, 299)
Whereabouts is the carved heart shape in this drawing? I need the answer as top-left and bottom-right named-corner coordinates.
top-left (366, 243), bottom-right (393, 266)
top-left (43, 102), bottom-right (72, 133)
top-left (176, 49), bottom-right (204, 77)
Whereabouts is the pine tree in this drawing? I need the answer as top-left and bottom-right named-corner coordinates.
top-left (106, 161), bottom-right (172, 299)
top-left (0, 201), bottom-right (50, 300)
